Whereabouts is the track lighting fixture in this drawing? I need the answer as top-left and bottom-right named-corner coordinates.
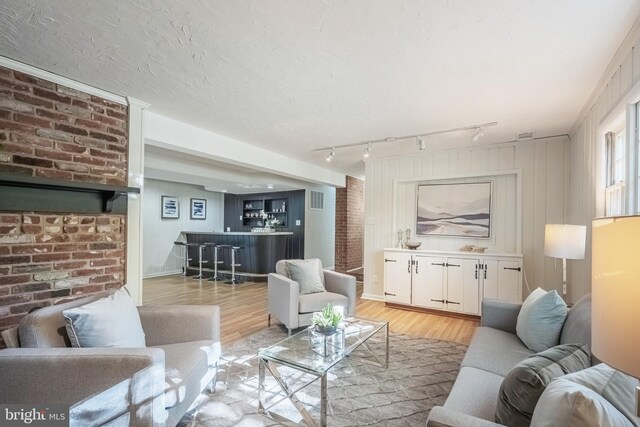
top-left (363, 143), bottom-right (372, 159)
top-left (472, 127), bottom-right (484, 142)
top-left (416, 136), bottom-right (427, 151)
top-left (325, 147), bottom-right (335, 162)
top-left (314, 121), bottom-right (497, 159)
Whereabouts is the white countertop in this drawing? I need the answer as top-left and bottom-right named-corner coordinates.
top-left (384, 247), bottom-right (522, 258)
top-left (183, 231), bottom-right (293, 236)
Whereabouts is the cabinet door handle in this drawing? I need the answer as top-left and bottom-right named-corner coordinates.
top-left (415, 260), bottom-right (419, 274)
top-left (484, 264), bottom-right (487, 279)
top-left (445, 300), bottom-right (461, 305)
top-left (408, 259), bottom-right (411, 273)
top-left (503, 267), bottom-right (522, 271)
top-left (385, 292), bottom-right (396, 296)
top-left (384, 258), bottom-right (397, 262)
top-left (475, 264), bottom-right (478, 279)
top-left (446, 263), bottom-right (460, 267)
top-left (431, 299), bottom-right (445, 303)
top-left (431, 263), bottom-right (446, 266)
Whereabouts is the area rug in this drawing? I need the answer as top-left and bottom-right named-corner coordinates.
top-left (177, 325), bottom-right (467, 427)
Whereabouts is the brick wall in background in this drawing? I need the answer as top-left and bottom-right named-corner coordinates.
top-left (0, 65), bottom-right (129, 347)
top-left (335, 176), bottom-right (364, 279)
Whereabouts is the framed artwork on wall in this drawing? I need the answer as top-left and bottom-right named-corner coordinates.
top-left (161, 196), bottom-right (179, 219)
top-left (190, 198), bottom-right (207, 220)
top-left (416, 182), bottom-right (492, 238)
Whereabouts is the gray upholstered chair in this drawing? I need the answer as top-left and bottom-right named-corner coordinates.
top-left (268, 258), bottom-right (357, 335)
top-left (0, 291), bottom-right (221, 427)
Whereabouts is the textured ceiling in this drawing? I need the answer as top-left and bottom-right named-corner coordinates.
top-left (1, 0), bottom-right (639, 177)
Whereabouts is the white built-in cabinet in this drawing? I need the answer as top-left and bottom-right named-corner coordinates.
top-left (383, 249), bottom-right (522, 316)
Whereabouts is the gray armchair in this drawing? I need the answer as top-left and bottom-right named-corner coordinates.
top-left (0, 291), bottom-right (221, 427)
top-left (268, 259), bottom-right (357, 335)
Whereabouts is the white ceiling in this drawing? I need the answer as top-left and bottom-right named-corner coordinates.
top-left (1, 0), bottom-right (640, 178)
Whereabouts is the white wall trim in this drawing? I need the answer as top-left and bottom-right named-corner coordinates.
top-left (360, 293), bottom-right (385, 301)
top-left (0, 55), bottom-right (128, 105)
top-left (391, 169), bottom-right (523, 254)
top-left (143, 271), bottom-right (182, 279)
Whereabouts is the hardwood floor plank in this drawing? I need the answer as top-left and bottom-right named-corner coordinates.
top-left (143, 275), bottom-right (479, 346)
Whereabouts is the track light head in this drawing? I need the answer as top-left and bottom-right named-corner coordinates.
top-left (363, 143), bottom-right (372, 159)
top-left (326, 147), bottom-right (335, 162)
top-left (472, 127), bottom-right (484, 142)
top-left (416, 136), bottom-right (427, 151)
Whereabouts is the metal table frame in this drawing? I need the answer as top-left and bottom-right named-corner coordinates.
top-left (258, 320), bottom-right (389, 426)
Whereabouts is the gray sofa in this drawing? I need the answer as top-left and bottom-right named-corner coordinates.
top-left (0, 291), bottom-right (221, 427)
top-left (427, 294), bottom-right (592, 427)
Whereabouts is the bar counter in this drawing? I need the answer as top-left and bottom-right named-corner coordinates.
top-left (183, 231), bottom-right (294, 276)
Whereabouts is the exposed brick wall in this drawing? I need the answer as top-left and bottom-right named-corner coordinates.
top-left (0, 65), bottom-right (129, 347)
top-left (335, 176), bottom-right (364, 279)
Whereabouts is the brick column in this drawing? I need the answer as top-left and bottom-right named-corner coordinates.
top-left (0, 65), bottom-right (129, 347)
top-left (335, 176), bottom-right (364, 279)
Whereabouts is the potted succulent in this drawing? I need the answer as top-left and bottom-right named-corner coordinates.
top-left (311, 303), bottom-right (343, 335)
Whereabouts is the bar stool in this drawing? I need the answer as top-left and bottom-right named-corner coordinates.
top-left (193, 244), bottom-right (208, 279)
top-left (204, 242), bottom-right (223, 281)
top-left (219, 245), bottom-right (244, 285)
top-left (184, 243), bottom-right (201, 276)
top-left (173, 241), bottom-right (191, 276)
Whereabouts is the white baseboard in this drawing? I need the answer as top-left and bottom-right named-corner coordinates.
top-left (143, 270), bottom-right (182, 279)
top-left (360, 292), bottom-right (385, 301)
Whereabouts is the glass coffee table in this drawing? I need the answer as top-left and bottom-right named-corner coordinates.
top-left (258, 318), bottom-right (389, 426)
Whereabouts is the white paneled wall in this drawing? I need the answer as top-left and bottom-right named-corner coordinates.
top-left (568, 23), bottom-right (640, 302)
top-left (143, 178), bottom-right (224, 277)
top-left (363, 137), bottom-right (569, 301)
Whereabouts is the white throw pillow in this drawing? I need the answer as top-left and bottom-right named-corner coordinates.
top-left (531, 377), bottom-right (634, 427)
top-left (63, 287), bottom-right (146, 348)
top-left (285, 259), bottom-right (326, 295)
top-left (516, 287), bottom-right (567, 352)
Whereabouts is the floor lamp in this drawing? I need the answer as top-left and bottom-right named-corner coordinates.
top-left (543, 224), bottom-right (586, 297)
top-left (592, 216), bottom-right (640, 415)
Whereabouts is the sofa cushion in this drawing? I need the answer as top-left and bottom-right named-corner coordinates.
top-left (495, 343), bottom-right (591, 426)
top-left (461, 327), bottom-right (534, 376)
top-left (63, 288), bottom-right (146, 348)
top-left (560, 294), bottom-right (592, 349)
top-left (516, 288), bottom-right (567, 352)
top-left (19, 290), bottom-right (114, 348)
top-left (158, 340), bottom-right (221, 409)
top-left (444, 366), bottom-right (505, 421)
top-left (285, 259), bottom-right (326, 295)
top-left (276, 258), bottom-right (325, 285)
top-left (531, 377), bottom-right (634, 427)
top-left (298, 291), bottom-right (349, 314)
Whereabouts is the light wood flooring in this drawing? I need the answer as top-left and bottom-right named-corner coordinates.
top-left (143, 275), bottom-right (479, 346)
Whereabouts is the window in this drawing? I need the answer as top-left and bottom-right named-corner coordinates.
top-left (605, 129), bottom-right (626, 216)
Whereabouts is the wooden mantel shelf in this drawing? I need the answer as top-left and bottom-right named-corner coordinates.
top-left (0, 173), bottom-right (140, 214)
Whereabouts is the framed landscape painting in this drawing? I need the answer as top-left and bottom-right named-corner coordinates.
top-left (161, 196), bottom-right (179, 219)
top-left (190, 198), bottom-right (206, 220)
top-left (416, 182), bottom-right (491, 238)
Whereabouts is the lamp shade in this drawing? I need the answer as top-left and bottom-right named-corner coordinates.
top-left (592, 216), bottom-right (640, 379)
top-left (544, 224), bottom-right (586, 260)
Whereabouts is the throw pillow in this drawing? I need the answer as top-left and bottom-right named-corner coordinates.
top-left (495, 343), bottom-right (591, 426)
top-left (516, 288), bottom-right (567, 352)
top-left (63, 287), bottom-right (146, 348)
top-left (553, 364), bottom-right (640, 426)
top-left (285, 259), bottom-right (326, 295)
top-left (530, 377), bottom-right (634, 427)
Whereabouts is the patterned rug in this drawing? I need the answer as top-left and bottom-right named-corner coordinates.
top-left (177, 325), bottom-right (467, 427)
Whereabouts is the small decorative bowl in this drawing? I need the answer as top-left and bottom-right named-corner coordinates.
top-left (405, 241), bottom-right (422, 250)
